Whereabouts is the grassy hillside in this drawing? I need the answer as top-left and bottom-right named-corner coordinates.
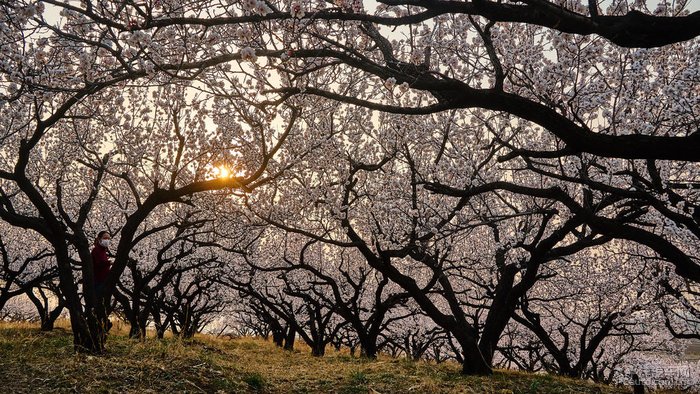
top-left (0, 321), bottom-right (632, 393)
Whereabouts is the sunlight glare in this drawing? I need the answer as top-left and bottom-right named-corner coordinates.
top-left (217, 166), bottom-right (231, 178)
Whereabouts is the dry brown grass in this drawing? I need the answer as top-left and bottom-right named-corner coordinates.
top-left (0, 321), bottom-right (634, 393)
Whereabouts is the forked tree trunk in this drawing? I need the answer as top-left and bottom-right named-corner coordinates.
top-left (459, 336), bottom-right (493, 375)
top-left (25, 286), bottom-right (66, 331)
top-left (53, 246), bottom-right (106, 353)
top-left (40, 303), bottom-right (65, 331)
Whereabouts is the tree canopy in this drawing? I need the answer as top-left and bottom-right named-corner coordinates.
top-left (1, 0), bottom-right (699, 387)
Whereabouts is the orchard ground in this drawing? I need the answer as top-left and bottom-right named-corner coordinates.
top-left (0, 321), bottom-right (677, 394)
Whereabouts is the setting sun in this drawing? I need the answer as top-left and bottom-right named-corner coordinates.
top-left (217, 166), bottom-right (231, 178)
top-left (211, 163), bottom-right (247, 180)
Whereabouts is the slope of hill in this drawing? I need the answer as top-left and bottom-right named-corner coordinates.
top-left (0, 322), bottom-right (632, 393)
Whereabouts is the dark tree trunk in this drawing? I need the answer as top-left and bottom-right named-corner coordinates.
top-left (136, 314), bottom-right (149, 339)
top-left (25, 285), bottom-right (65, 332)
top-left (359, 336), bottom-right (378, 359)
top-left (311, 342), bottom-right (325, 357)
top-left (152, 307), bottom-right (169, 339)
top-left (114, 290), bottom-right (143, 339)
top-left (40, 302), bottom-right (65, 331)
top-left (459, 337), bottom-right (493, 375)
top-left (283, 326), bottom-right (296, 350)
top-left (128, 324), bottom-right (142, 339)
top-left (182, 327), bottom-right (196, 338)
top-left (461, 356), bottom-right (493, 375)
top-left (272, 329), bottom-right (285, 347)
top-left (70, 310), bottom-right (105, 353)
top-left (41, 318), bottom-right (56, 331)
top-left (632, 373), bottom-right (645, 394)
top-left (53, 247), bottom-right (105, 353)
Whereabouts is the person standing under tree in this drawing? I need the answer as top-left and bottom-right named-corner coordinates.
top-left (91, 231), bottom-right (112, 299)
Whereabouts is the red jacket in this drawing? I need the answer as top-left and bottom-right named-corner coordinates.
top-left (91, 244), bottom-right (110, 283)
